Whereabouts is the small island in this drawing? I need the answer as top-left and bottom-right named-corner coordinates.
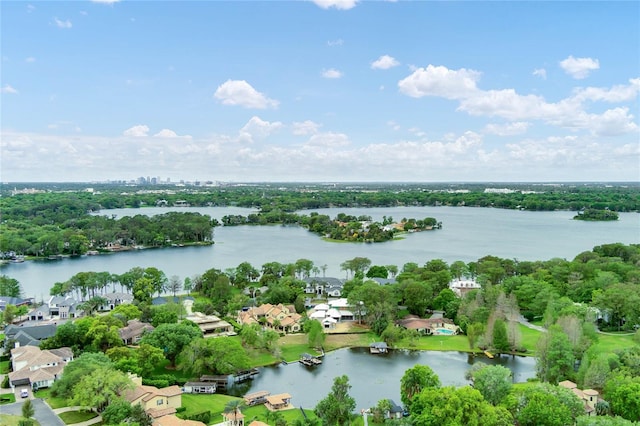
top-left (573, 208), bottom-right (619, 221)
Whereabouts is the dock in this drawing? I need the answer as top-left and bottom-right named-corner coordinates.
top-left (369, 342), bottom-right (389, 354)
top-left (484, 350), bottom-right (494, 359)
top-left (299, 353), bottom-right (322, 366)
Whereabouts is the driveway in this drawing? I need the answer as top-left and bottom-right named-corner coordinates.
top-left (1, 398), bottom-right (65, 426)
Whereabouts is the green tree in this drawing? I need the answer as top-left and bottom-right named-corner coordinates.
top-left (140, 322), bottom-right (202, 367)
top-left (70, 366), bottom-right (133, 412)
top-left (0, 275), bottom-right (21, 297)
top-left (536, 325), bottom-right (575, 384)
top-left (314, 375), bottom-right (356, 426)
top-left (466, 323), bottom-right (484, 351)
top-left (400, 365), bottom-right (441, 411)
top-left (179, 337), bottom-right (251, 376)
top-left (101, 399), bottom-right (132, 425)
top-left (410, 386), bottom-right (513, 426)
top-left (492, 319), bottom-right (510, 354)
top-left (3, 304), bottom-right (18, 325)
top-left (304, 319), bottom-right (326, 349)
top-left (468, 365), bottom-right (512, 405)
top-left (51, 352), bottom-right (113, 400)
top-left (21, 399), bottom-right (34, 419)
top-left (605, 374), bottom-right (640, 421)
top-left (515, 383), bottom-right (585, 426)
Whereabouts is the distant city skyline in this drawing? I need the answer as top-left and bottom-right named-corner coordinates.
top-left (1, 1), bottom-right (638, 183)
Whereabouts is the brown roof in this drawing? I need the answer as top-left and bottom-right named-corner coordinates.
top-left (152, 414), bottom-right (205, 426)
top-left (558, 380), bottom-right (577, 389)
top-left (266, 393), bottom-right (292, 404)
top-left (147, 407), bottom-right (177, 419)
top-left (248, 422), bottom-right (270, 426)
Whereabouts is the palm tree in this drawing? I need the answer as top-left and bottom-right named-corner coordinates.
top-left (223, 400), bottom-right (245, 426)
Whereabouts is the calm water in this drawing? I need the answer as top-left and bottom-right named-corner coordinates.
top-left (2, 206), bottom-right (638, 299)
top-left (240, 348), bottom-right (536, 410)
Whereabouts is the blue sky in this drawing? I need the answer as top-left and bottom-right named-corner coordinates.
top-left (1, 0), bottom-right (639, 183)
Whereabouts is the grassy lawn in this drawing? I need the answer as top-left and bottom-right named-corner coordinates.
top-left (0, 360), bottom-right (10, 374)
top-left (34, 388), bottom-right (68, 409)
top-left (0, 393), bottom-right (16, 404)
top-left (243, 405), bottom-right (319, 424)
top-left (58, 410), bottom-right (98, 425)
top-left (180, 393), bottom-right (240, 418)
top-left (593, 333), bottom-right (637, 352)
top-left (0, 414), bottom-right (41, 426)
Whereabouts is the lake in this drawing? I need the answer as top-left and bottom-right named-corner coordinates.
top-left (2, 206), bottom-right (638, 299)
top-left (238, 348), bottom-right (537, 410)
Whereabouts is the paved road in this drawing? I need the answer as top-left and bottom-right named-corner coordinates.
top-left (1, 398), bottom-right (65, 426)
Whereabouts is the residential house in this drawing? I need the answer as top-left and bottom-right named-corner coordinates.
top-left (449, 279), bottom-right (481, 297)
top-left (183, 381), bottom-right (216, 394)
top-left (186, 312), bottom-right (234, 337)
top-left (303, 277), bottom-right (345, 298)
top-left (119, 319), bottom-right (154, 345)
top-left (558, 380), bottom-right (601, 416)
top-left (237, 303), bottom-right (302, 334)
top-left (307, 298), bottom-right (356, 325)
top-left (125, 384), bottom-right (182, 419)
top-left (0, 296), bottom-right (31, 311)
top-left (396, 316), bottom-right (460, 335)
top-left (4, 323), bottom-right (57, 349)
top-left (265, 393), bottom-right (292, 411)
top-left (99, 292), bottom-right (134, 311)
top-left (8, 346), bottom-right (72, 390)
top-left (153, 415), bottom-right (205, 426)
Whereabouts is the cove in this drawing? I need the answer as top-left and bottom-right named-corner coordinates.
top-left (238, 348), bottom-right (536, 411)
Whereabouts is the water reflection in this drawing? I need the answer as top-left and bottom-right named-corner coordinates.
top-left (242, 348), bottom-right (536, 411)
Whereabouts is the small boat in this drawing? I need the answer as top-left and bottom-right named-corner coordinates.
top-left (484, 350), bottom-right (494, 359)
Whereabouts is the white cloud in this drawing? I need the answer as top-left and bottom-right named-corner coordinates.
top-left (292, 120), bottom-right (321, 136)
top-left (311, 0), bottom-right (358, 10)
top-left (571, 78), bottom-right (640, 103)
top-left (532, 68), bottom-right (547, 80)
top-left (322, 68), bottom-right (343, 79)
top-left (371, 55), bottom-right (400, 70)
top-left (484, 122), bottom-right (531, 136)
top-left (27, 4), bottom-right (35, 13)
top-left (239, 116), bottom-right (283, 143)
top-left (214, 80), bottom-right (279, 109)
top-left (307, 132), bottom-right (350, 147)
top-left (398, 65), bottom-right (481, 99)
top-left (327, 39), bottom-right (344, 47)
top-left (54, 17), bottom-right (72, 29)
top-left (1, 84), bottom-right (18, 94)
top-left (387, 120), bottom-right (401, 131)
top-left (123, 124), bottom-right (149, 137)
top-left (587, 107), bottom-right (638, 136)
top-left (560, 55), bottom-right (600, 79)
top-left (25, 57), bottom-right (36, 63)
top-left (91, 0), bottom-right (121, 3)
top-left (153, 129), bottom-right (192, 139)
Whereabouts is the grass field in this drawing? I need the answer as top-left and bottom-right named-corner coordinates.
top-left (58, 410), bottom-right (98, 425)
top-left (33, 388), bottom-right (67, 409)
top-left (0, 393), bottom-right (16, 404)
top-left (0, 414), bottom-right (41, 426)
top-left (0, 360), bottom-right (10, 374)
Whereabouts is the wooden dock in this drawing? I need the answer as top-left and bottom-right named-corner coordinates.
top-left (299, 353), bottom-right (322, 366)
top-left (484, 350), bottom-right (494, 359)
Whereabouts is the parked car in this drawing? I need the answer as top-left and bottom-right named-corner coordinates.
top-left (20, 389), bottom-right (29, 398)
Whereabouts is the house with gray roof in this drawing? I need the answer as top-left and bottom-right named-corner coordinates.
top-left (4, 323), bottom-right (57, 349)
top-left (303, 277), bottom-right (345, 297)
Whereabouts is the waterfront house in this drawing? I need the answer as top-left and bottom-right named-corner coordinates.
top-left (237, 303), bottom-right (302, 334)
top-left (125, 384), bottom-right (182, 419)
top-left (183, 381), bottom-right (217, 394)
top-left (221, 407), bottom-right (244, 426)
top-left (303, 277), bottom-right (345, 297)
top-left (449, 279), bottom-right (481, 297)
top-left (396, 316), bottom-right (460, 335)
top-left (265, 393), bottom-right (292, 411)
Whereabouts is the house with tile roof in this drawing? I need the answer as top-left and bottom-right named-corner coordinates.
top-left (185, 312), bottom-right (234, 337)
top-left (237, 303), bottom-right (302, 334)
top-left (558, 380), bottom-right (601, 416)
top-left (303, 277), bottom-right (345, 297)
top-left (8, 345), bottom-right (73, 390)
top-left (124, 384), bottom-right (182, 419)
top-left (395, 315), bottom-right (460, 335)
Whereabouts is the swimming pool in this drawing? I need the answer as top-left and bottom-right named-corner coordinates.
top-left (434, 328), bottom-right (455, 335)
